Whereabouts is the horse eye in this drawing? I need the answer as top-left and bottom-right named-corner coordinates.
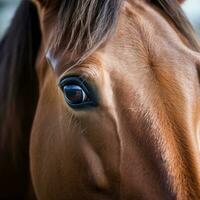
top-left (63, 85), bottom-right (87, 105)
top-left (59, 76), bottom-right (98, 109)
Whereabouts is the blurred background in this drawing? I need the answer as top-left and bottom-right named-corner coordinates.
top-left (0, 0), bottom-right (20, 38)
top-left (0, 0), bottom-right (200, 39)
top-left (182, 0), bottom-right (200, 35)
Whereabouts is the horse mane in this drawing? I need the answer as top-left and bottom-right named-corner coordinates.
top-left (46, 0), bottom-right (199, 69)
top-left (0, 0), bottom-right (41, 198)
top-left (47, 0), bottom-right (124, 67)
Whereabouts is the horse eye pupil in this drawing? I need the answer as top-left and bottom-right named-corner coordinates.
top-left (63, 85), bottom-right (86, 104)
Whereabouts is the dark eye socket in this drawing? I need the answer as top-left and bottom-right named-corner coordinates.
top-left (59, 76), bottom-right (98, 109)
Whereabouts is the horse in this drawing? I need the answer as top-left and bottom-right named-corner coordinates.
top-left (1, 0), bottom-right (200, 199)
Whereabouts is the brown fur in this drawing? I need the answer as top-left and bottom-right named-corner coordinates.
top-left (1, 0), bottom-right (200, 199)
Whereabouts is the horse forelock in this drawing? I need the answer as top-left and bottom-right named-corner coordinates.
top-left (41, 0), bottom-right (200, 72)
top-left (45, 0), bottom-right (123, 69)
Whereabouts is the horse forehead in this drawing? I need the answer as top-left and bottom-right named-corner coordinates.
top-left (97, 0), bottom-right (198, 84)
top-left (98, 1), bottom-right (197, 112)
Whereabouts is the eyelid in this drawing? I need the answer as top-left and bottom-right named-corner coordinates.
top-left (58, 65), bottom-right (98, 86)
top-left (59, 75), bottom-right (99, 109)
